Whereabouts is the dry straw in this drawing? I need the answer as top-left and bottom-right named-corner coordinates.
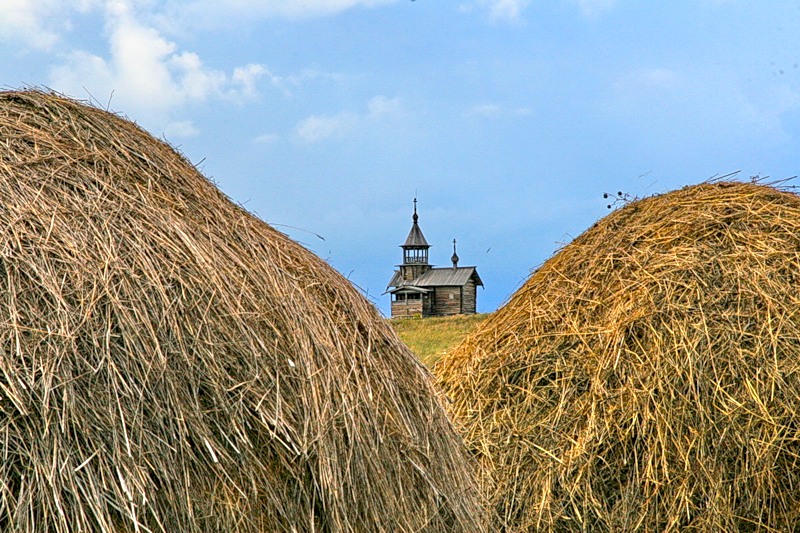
top-left (0, 90), bottom-right (485, 532)
top-left (437, 180), bottom-right (800, 531)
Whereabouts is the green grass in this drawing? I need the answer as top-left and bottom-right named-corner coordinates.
top-left (389, 313), bottom-right (488, 367)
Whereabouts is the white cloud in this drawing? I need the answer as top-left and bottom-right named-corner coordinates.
top-left (271, 69), bottom-right (351, 98)
top-left (295, 95), bottom-right (404, 142)
top-left (163, 120), bottom-right (200, 138)
top-left (486, 0), bottom-right (530, 23)
top-left (464, 0), bottom-right (619, 22)
top-left (367, 95), bottom-right (402, 118)
top-left (460, 0), bottom-right (530, 23)
top-left (0, 0), bottom-right (65, 50)
top-left (232, 64), bottom-right (268, 99)
top-left (470, 103), bottom-right (502, 118)
top-left (254, 132), bottom-right (280, 144)
top-left (166, 0), bottom-right (397, 23)
top-left (607, 66), bottom-right (800, 147)
top-left (572, 0), bottom-right (617, 18)
top-left (639, 68), bottom-right (678, 87)
top-left (48, 0), bottom-right (267, 130)
top-left (0, 0), bottom-right (110, 50)
top-left (3, 0), bottom-right (393, 137)
top-left (0, 0), bottom-right (397, 54)
top-left (296, 112), bottom-right (358, 142)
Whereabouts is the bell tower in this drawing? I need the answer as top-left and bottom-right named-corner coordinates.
top-left (400, 198), bottom-right (432, 281)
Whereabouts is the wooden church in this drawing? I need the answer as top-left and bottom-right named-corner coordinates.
top-left (387, 200), bottom-right (483, 318)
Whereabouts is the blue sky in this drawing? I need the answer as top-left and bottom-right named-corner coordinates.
top-left (2, 1), bottom-right (800, 315)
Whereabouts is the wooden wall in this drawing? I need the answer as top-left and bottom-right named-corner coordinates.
top-left (431, 279), bottom-right (478, 315)
top-left (393, 275), bottom-right (479, 317)
top-left (462, 278), bottom-right (477, 314)
top-left (391, 293), bottom-right (433, 317)
top-left (434, 286), bottom-right (462, 316)
top-left (401, 264), bottom-right (431, 281)
top-left (423, 293), bottom-right (434, 316)
top-left (391, 298), bottom-right (423, 318)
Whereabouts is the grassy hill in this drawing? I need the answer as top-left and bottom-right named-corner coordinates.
top-left (389, 313), bottom-right (488, 367)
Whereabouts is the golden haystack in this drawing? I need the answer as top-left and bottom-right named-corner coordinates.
top-left (437, 181), bottom-right (800, 531)
top-left (0, 90), bottom-right (485, 532)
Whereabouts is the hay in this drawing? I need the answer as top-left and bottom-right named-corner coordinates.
top-left (436, 181), bottom-right (800, 531)
top-left (0, 89), bottom-right (485, 532)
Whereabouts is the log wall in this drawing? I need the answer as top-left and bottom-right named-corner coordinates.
top-left (462, 279), bottom-right (477, 314)
top-left (434, 286), bottom-right (462, 316)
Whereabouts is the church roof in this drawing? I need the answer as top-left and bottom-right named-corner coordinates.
top-left (402, 199), bottom-right (430, 248)
top-left (402, 222), bottom-right (429, 248)
top-left (417, 267), bottom-right (482, 287)
top-left (386, 285), bottom-right (432, 295)
top-left (387, 266), bottom-right (483, 290)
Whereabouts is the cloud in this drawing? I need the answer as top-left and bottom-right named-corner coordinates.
top-left (571, 0), bottom-right (617, 18)
top-left (464, 0), bottom-right (618, 22)
top-left (0, 0), bottom-right (397, 51)
top-left (254, 132), bottom-right (280, 144)
top-left (470, 103), bottom-right (502, 117)
top-left (48, 0), bottom-right (267, 130)
top-left (232, 64), bottom-right (268, 99)
top-left (0, 0), bottom-right (107, 50)
top-left (163, 0), bottom-right (398, 25)
top-left (486, 0), bottom-right (530, 23)
top-left (460, 0), bottom-right (530, 23)
top-left (639, 68), bottom-right (678, 87)
top-left (0, 0), bottom-right (344, 118)
top-left (367, 95), bottom-right (402, 119)
top-left (163, 120), bottom-right (201, 138)
top-left (295, 112), bottom-right (359, 142)
top-left (295, 95), bottom-right (404, 142)
top-left (607, 66), bottom-right (800, 147)
top-left (0, 0), bottom-right (67, 50)
top-left (270, 69), bottom-right (352, 99)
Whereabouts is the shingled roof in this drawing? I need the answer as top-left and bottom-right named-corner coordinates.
top-left (403, 222), bottom-right (430, 247)
top-left (387, 266), bottom-right (483, 291)
top-left (402, 199), bottom-right (430, 248)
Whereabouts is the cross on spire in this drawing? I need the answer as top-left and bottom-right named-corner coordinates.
top-left (401, 197), bottom-right (430, 265)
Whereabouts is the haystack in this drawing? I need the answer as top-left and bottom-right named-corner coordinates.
top-left (0, 90), bottom-right (485, 532)
top-left (436, 181), bottom-right (800, 531)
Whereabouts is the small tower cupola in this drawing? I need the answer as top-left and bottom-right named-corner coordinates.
top-left (451, 238), bottom-right (459, 269)
top-left (399, 198), bottom-right (433, 282)
top-left (401, 198), bottom-right (430, 265)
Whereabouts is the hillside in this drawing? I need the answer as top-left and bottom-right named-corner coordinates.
top-left (389, 314), bottom-right (488, 367)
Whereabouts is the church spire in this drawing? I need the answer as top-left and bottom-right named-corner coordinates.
top-left (451, 238), bottom-right (459, 268)
top-left (401, 197), bottom-right (430, 266)
top-left (401, 198), bottom-right (430, 249)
